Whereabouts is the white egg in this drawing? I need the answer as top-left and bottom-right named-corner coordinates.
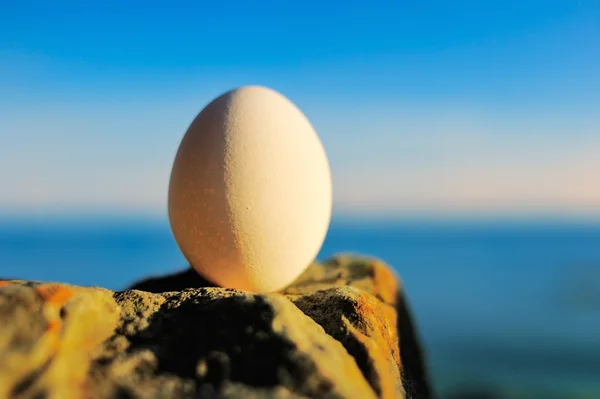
top-left (168, 86), bottom-right (332, 293)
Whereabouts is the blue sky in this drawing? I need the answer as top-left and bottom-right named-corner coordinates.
top-left (1, 1), bottom-right (599, 218)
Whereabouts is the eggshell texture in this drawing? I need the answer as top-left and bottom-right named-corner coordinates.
top-left (168, 86), bottom-right (332, 293)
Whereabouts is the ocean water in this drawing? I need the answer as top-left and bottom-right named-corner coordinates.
top-left (1, 217), bottom-right (600, 399)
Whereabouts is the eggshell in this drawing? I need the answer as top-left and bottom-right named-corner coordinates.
top-left (168, 86), bottom-right (332, 292)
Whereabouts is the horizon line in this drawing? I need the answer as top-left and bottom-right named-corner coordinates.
top-left (2, 208), bottom-right (600, 225)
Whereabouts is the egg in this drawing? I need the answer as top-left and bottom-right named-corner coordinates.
top-left (168, 86), bottom-right (332, 293)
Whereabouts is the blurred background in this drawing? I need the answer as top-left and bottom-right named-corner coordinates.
top-left (1, 1), bottom-right (599, 398)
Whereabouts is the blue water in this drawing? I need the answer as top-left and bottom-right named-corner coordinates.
top-left (1, 218), bottom-right (600, 398)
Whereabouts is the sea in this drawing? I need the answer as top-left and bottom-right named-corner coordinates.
top-left (1, 217), bottom-right (599, 399)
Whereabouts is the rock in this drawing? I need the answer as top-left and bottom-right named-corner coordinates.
top-left (0, 255), bottom-right (432, 399)
top-left (0, 281), bottom-right (119, 399)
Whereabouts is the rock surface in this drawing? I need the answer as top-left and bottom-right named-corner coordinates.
top-left (0, 255), bottom-right (431, 399)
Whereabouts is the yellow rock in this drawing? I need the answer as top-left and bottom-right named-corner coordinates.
top-left (0, 255), bottom-right (431, 399)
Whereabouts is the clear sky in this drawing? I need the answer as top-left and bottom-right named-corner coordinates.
top-left (1, 1), bottom-right (599, 219)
